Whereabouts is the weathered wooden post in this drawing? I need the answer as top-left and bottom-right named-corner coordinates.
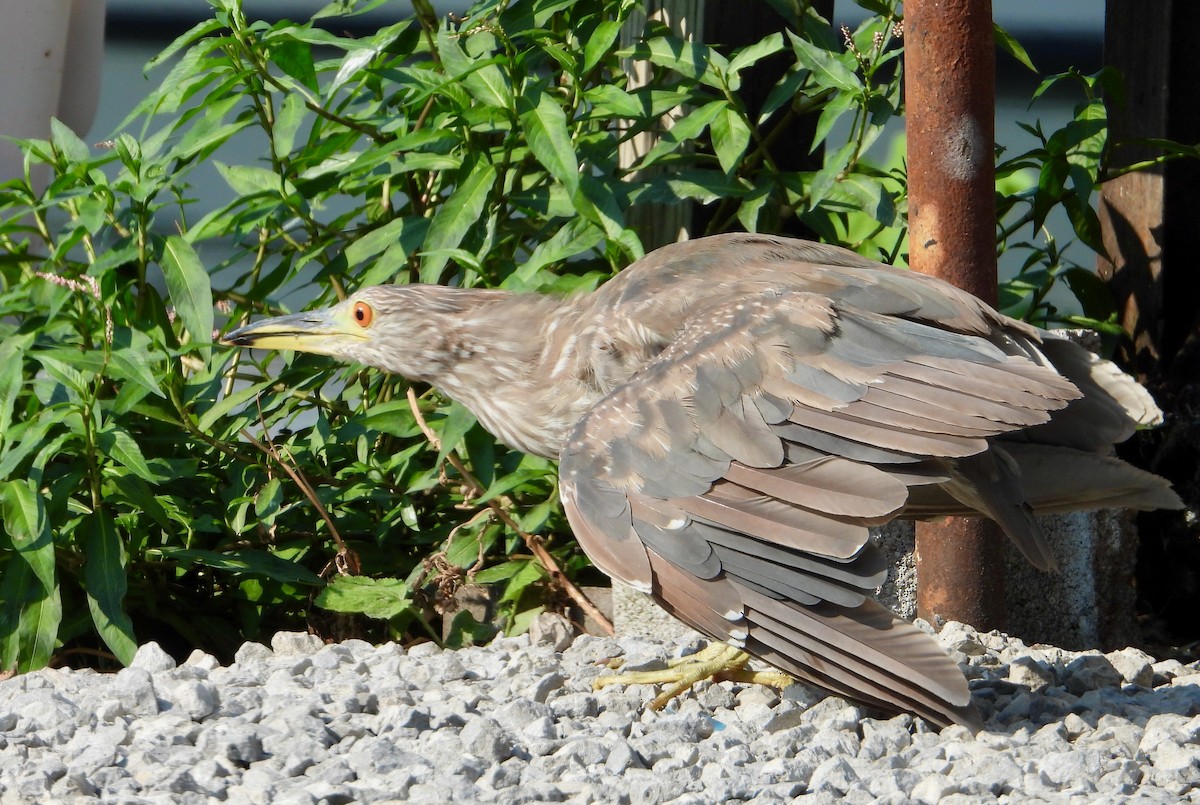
top-left (1097, 0), bottom-right (1200, 640)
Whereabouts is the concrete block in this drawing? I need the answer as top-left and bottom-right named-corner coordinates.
top-left (611, 582), bottom-right (702, 642)
top-left (863, 510), bottom-right (1139, 651)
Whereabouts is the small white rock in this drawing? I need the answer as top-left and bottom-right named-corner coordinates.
top-left (130, 642), bottom-right (177, 673)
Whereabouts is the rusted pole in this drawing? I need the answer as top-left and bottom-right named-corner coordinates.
top-left (905, 0), bottom-right (1007, 629)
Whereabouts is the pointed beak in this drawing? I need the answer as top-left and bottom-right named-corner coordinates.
top-left (221, 306), bottom-right (366, 355)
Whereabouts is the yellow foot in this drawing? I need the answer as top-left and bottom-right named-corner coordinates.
top-left (592, 642), bottom-right (796, 710)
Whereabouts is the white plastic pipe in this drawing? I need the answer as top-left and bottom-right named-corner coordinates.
top-left (0, 0), bottom-right (106, 185)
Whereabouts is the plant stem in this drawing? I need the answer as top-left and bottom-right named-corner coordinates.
top-left (406, 387), bottom-right (614, 636)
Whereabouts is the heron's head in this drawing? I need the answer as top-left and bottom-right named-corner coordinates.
top-left (221, 285), bottom-right (501, 382)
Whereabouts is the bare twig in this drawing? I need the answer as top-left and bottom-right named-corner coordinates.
top-left (406, 387), bottom-right (615, 635)
top-left (240, 424), bottom-right (361, 578)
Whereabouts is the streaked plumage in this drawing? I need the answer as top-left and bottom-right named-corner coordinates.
top-left (223, 233), bottom-right (1181, 728)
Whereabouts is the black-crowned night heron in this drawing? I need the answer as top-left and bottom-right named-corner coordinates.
top-left (223, 233), bottom-right (1180, 728)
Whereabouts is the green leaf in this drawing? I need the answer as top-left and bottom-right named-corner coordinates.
top-left (516, 496), bottom-right (558, 534)
top-left (1061, 314), bottom-right (1125, 337)
top-left (507, 604), bottom-right (545, 636)
top-left (32, 353), bottom-right (91, 399)
top-left (2, 480), bottom-right (55, 592)
top-left (735, 178), bottom-right (772, 232)
top-left (760, 68), bottom-right (808, 123)
top-left (0, 556), bottom-right (61, 673)
top-left (144, 17), bottom-right (226, 72)
top-left (512, 218), bottom-right (604, 285)
top-left (498, 559), bottom-right (545, 604)
top-left (577, 175), bottom-right (643, 261)
top-left (195, 377), bottom-right (274, 434)
top-left (728, 32), bottom-right (785, 78)
top-left (583, 19), bottom-right (623, 73)
top-left (519, 90), bottom-right (580, 198)
top-left (272, 92), bottom-right (308, 156)
top-left (435, 402), bottom-right (478, 468)
top-left (787, 31), bottom-right (862, 94)
top-left (175, 98), bottom-right (252, 160)
top-left (809, 140), bottom-right (855, 206)
top-left (1062, 99), bottom-right (1108, 188)
top-left (346, 216), bottom-right (430, 286)
top-left (269, 35), bottom-right (319, 92)
top-left (1062, 194), bottom-right (1106, 256)
top-left (83, 511), bottom-right (137, 665)
top-left (1034, 157), bottom-right (1069, 231)
top-left (476, 466), bottom-right (552, 505)
top-left (331, 46), bottom-right (377, 94)
top-left (0, 334), bottom-right (30, 448)
top-left (463, 426), bottom-right (496, 489)
top-left (840, 174), bottom-right (896, 226)
top-left (160, 235), bottom-right (214, 352)
top-left (1061, 267), bottom-right (1117, 321)
top-left (108, 475), bottom-right (172, 530)
top-left (636, 100), bottom-right (726, 171)
top-left (994, 22), bottom-right (1036, 73)
top-left (420, 158), bottom-right (496, 283)
top-left (50, 118), bottom-right (89, 164)
top-left (473, 561), bottom-right (523, 584)
top-left (443, 608), bottom-right (497, 648)
top-left (314, 0), bottom-right (393, 20)
top-left (159, 548), bottom-right (323, 585)
top-left (584, 85), bottom-right (643, 118)
top-left (345, 218), bottom-right (416, 266)
top-left (108, 344), bottom-right (165, 400)
top-left (354, 399), bottom-right (420, 438)
top-left (811, 89), bottom-right (855, 151)
top-left (315, 576), bottom-right (411, 620)
top-left (254, 478), bottom-right (283, 526)
top-left (632, 170), bottom-right (747, 206)
top-left (213, 162), bottom-right (287, 197)
top-left (436, 26), bottom-right (513, 110)
top-left (445, 524), bottom-right (496, 569)
top-left (98, 424), bottom-right (158, 482)
top-left (0, 408), bottom-right (71, 480)
top-left (628, 36), bottom-right (728, 89)
top-left (711, 105), bottom-right (752, 175)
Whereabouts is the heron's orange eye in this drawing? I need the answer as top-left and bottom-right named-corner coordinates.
top-left (353, 301), bottom-right (374, 328)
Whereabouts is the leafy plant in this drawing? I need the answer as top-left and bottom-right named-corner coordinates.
top-left (0, 0), bottom-right (1182, 671)
top-left (995, 67), bottom-right (1121, 333)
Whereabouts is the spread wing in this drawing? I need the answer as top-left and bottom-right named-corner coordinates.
top-left (558, 290), bottom-right (1083, 728)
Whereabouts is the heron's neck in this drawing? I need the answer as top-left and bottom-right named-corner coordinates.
top-left (429, 291), bottom-right (602, 459)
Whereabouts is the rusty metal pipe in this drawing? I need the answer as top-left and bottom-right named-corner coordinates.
top-left (905, 0), bottom-right (1007, 629)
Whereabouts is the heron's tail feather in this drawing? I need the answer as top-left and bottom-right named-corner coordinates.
top-left (738, 587), bottom-right (982, 731)
top-left (1022, 335), bottom-right (1164, 450)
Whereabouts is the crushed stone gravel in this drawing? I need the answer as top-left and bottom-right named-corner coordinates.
top-left (1, 620), bottom-right (1198, 803)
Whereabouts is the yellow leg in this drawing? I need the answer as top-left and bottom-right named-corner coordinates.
top-left (593, 642), bottom-right (796, 710)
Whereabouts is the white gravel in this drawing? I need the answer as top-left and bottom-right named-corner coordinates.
top-left (1, 620), bottom-right (1198, 803)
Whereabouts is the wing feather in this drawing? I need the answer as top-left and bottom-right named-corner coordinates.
top-left (690, 521), bottom-right (887, 586)
top-left (786, 405), bottom-right (989, 456)
top-left (723, 459), bottom-right (906, 519)
top-left (556, 253), bottom-right (1173, 728)
top-left (715, 546), bottom-right (868, 608)
top-left (683, 484), bottom-right (870, 559)
top-left (777, 424), bottom-right (926, 464)
top-left (739, 588), bottom-right (971, 709)
top-left (705, 395), bottom-right (785, 468)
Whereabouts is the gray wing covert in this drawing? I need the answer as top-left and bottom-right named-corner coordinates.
top-left (558, 290), bottom-right (1082, 727)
